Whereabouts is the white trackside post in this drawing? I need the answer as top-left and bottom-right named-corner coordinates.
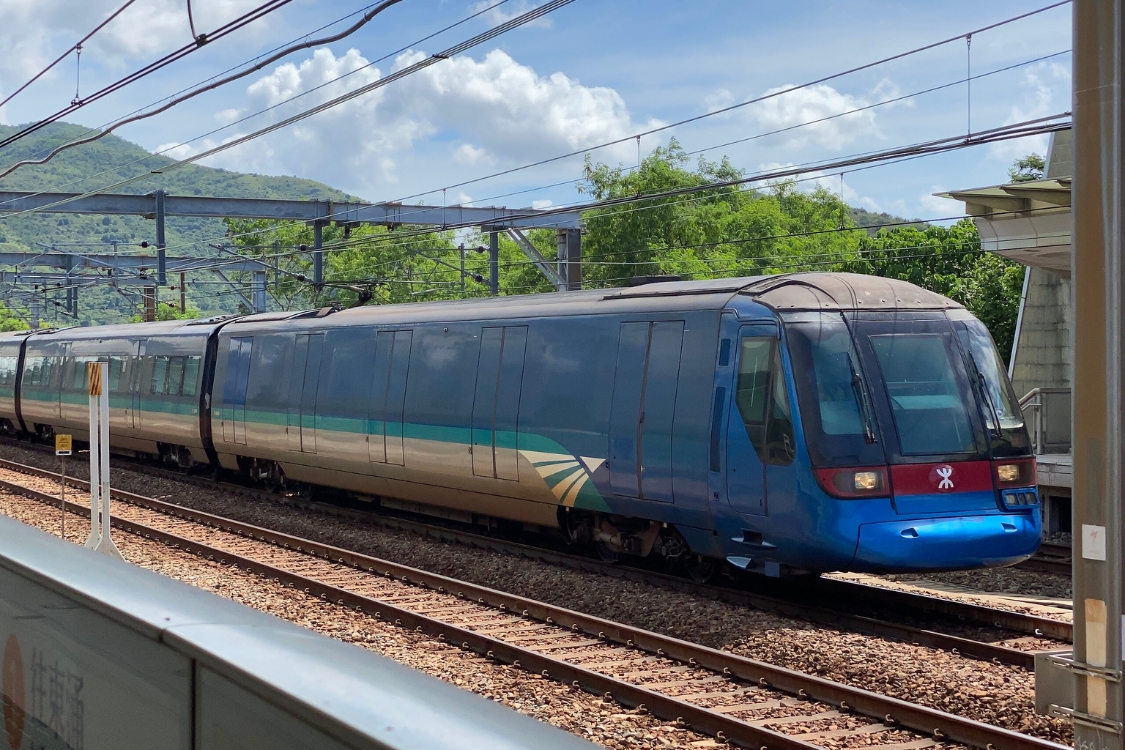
top-left (83, 362), bottom-right (122, 559)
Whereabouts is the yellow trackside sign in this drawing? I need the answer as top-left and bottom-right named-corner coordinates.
top-left (55, 434), bottom-right (72, 455)
top-left (87, 362), bottom-right (102, 396)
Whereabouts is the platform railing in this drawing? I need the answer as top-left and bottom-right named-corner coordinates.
top-left (1019, 387), bottom-right (1072, 455)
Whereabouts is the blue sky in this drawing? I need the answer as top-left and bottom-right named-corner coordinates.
top-left (0, 0), bottom-right (1073, 221)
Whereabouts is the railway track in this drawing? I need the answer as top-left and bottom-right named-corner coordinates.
top-left (1016, 543), bottom-right (1072, 577)
top-left (0, 461), bottom-right (1067, 750)
top-left (0, 446), bottom-right (1071, 665)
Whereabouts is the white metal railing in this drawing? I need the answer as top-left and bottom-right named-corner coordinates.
top-left (1018, 387), bottom-right (1072, 454)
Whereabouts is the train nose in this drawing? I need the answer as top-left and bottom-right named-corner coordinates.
top-left (850, 513), bottom-right (1041, 572)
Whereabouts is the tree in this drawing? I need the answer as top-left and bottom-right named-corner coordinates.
top-left (0, 303), bottom-right (28, 331)
top-left (1009, 153), bottom-right (1045, 182)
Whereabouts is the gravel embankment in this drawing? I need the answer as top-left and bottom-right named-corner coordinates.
top-left (0, 442), bottom-right (1071, 745)
top-left (0, 489), bottom-right (716, 750)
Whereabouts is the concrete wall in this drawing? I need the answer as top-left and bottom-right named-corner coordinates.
top-left (1010, 266), bottom-right (1072, 398)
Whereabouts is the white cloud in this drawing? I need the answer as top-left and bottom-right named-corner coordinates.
top-left (703, 88), bottom-right (734, 114)
top-left (214, 108), bottom-right (242, 125)
top-left (470, 0), bottom-right (553, 29)
top-left (531, 198), bottom-right (553, 209)
top-left (919, 186), bottom-right (964, 218)
top-left (0, 0), bottom-right (266, 84)
top-left (454, 143), bottom-right (490, 166)
top-left (198, 47), bottom-right (655, 197)
top-left (988, 63), bottom-right (1070, 163)
top-left (748, 80), bottom-right (908, 150)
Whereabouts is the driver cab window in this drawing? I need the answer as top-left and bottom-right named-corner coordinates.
top-left (735, 337), bottom-right (796, 465)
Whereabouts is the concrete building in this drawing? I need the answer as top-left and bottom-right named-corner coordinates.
top-left (940, 129), bottom-right (1073, 534)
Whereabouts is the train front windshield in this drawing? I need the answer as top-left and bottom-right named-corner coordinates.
top-left (784, 311), bottom-right (1031, 468)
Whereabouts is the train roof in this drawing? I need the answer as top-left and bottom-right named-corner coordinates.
top-left (6, 274), bottom-right (964, 344)
top-left (222, 272), bottom-right (962, 330)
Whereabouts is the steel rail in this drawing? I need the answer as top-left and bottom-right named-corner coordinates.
top-left (0, 451), bottom-right (1059, 663)
top-left (0, 464), bottom-right (1069, 750)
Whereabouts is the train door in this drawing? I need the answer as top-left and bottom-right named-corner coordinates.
top-left (221, 337), bottom-right (254, 445)
top-left (471, 326), bottom-right (527, 480)
top-left (129, 341), bottom-right (145, 429)
top-left (368, 330), bottom-right (412, 466)
top-left (608, 321), bottom-right (684, 502)
top-left (286, 333), bottom-right (322, 453)
top-left (725, 323), bottom-right (797, 516)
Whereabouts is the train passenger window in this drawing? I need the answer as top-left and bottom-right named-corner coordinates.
top-left (23, 357), bottom-right (55, 388)
top-left (869, 334), bottom-right (975, 455)
top-left (182, 357), bottom-right (200, 397)
top-left (165, 357), bottom-right (186, 396)
top-left (735, 339), bottom-right (770, 429)
top-left (150, 356), bottom-right (168, 395)
top-left (764, 346), bottom-right (796, 464)
top-left (0, 357), bottom-right (15, 386)
top-left (108, 357), bottom-right (125, 392)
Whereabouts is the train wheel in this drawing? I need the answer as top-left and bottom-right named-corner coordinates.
top-left (684, 555), bottom-right (715, 584)
top-left (595, 542), bottom-right (619, 563)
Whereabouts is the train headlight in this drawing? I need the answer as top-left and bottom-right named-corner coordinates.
top-left (993, 458), bottom-right (1036, 488)
top-left (996, 464), bottom-right (1020, 483)
top-left (854, 471), bottom-right (881, 491)
top-left (815, 466), bottom-right (888, 498)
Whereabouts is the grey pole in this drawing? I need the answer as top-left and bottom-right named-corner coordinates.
top-left (557, 229), bottom-right (582, 291)
top-left (155, 189), bottom-right (167, 286)
top-left (489, 231), bottom-right (499, 296)
top-left (29, 295), bottom-right (39, 329)
top-left (460, 244), bottom-right (466, 295)
top-left (1070, 0), bottom-right (1124, 745)
top-left (313, 222), bottom-right (324, 288)
top-left (252, 270), bottom-right (267, 313)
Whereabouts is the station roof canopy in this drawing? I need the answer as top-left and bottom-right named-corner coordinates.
top-left (937, 128), bottom-right (1073, 277)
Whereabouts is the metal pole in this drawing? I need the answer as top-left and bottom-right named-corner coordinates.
top-left (180, 272), bottom-right (186, 313)
top-left (155, 189), bottom-right (166, 286)
top-left (252, 270), bottom-right (267, 313)
top-left (489, 231), bottom-right (499, 296)
top-left (60, 453), bottom-right (65, 539)
top-left (84, 365), bottom-right (100, 550)
top-left (143, 286), bottom-right (156, 322)
top-left (1070, 0), bottom-right (1124, 743)
top-left (313, 221), bottom-right (324, 288)
top-left (460, 244), bottom-right (466, 295)
top-left (29, 295), bottom-right (39, 329)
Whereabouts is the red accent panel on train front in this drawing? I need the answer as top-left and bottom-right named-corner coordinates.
top-left (890, 461), bottom-right (994, 496)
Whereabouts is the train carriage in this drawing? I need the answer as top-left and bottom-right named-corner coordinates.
top-left (0, 332), bottom-right (30, 432)
top-left (5, 273), bottom-right (1041, 575)
top-left (18, 320), bottom-right (220, 464)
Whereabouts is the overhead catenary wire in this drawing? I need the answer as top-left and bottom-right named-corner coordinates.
top-left (390, 0), bottom-right (1072, 204)
top-left (0, 0), bottom-right (296, 153)
top-left (0, 0), bottom-right (577, 225)
top-left (0, 0), bottom-right (440, 181)
top-left (0, 0), bottom-right (142, 111)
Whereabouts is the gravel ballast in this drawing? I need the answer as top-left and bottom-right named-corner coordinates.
top-left (0, 442), bottom-right (1072, 745)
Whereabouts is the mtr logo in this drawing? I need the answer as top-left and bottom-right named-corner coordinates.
top-left (930, 464), bottom-right (956, 491)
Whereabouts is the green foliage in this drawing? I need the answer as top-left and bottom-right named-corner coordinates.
top-left (0, 302), bottom-right (28, 331)
top-left (128, 303), bottom-right (202, 323)
top-left (0, 122), bottom-right (358, 325)
top-left (1009, 153), bottom-right (1045, 182)
top-left (578, 140), bottom-right (861, 284)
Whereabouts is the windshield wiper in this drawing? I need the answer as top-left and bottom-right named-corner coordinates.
top-left (847, 353), bottom-right (877, 444)
top-left (965, 349), bottom-right (1003, 440)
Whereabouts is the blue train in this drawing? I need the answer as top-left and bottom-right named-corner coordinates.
top-left (0, 273), bottom-right (1040, 576)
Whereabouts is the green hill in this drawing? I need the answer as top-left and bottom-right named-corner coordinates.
top-left (0, 122), bottom-right (357, 325)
